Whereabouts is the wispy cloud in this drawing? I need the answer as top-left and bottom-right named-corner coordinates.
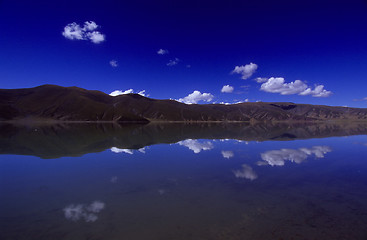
top-left (157, 49), bottom-right (169, 55)
top-left (221, 150), bottom-right (234, 159)
top-left (63, 201), bottom-right (105, 222)
top-left (109, 60), bottom-right (118, 67)
top-left (259, 146), bottom-right (332, 166)
top-left (167, 58), bottom-right (180, 66)
top-left (221, 85), bottom-right (234, 93)
top-left (254, 77), bottom-right (268, 83)
top-left (233, 164), bottom-right (258, 180)
top-left (259, 77), bottom-right (332, 97)
top-left (178, 90), bottom-right (214, 104)
top-left (219, 99), bottom-right (249, 105)
top-left (178, 139), bottom-right (214, 153)
top-left (232, 63), bottom-right (258, 80)
top-left (353, 97), bottom-right (367, 101)
top-left (109, 89), bottom-right (147, 97)
top-left (62, 21), bottom-right (105, 44)
top-left (110, 176), bottom-right (118, 183)
top-left (110, 147), bottom-right (146, 154)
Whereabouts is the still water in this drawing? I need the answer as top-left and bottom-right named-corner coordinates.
top-left (1, 123), bottom-right (367, 239)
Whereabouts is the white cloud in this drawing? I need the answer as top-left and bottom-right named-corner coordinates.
top-left (221, 85), bottom-right (234, 93)
top-left (260, 77), bottom-right (332, 97)
top-left (109, 89), bottom-right (147, 97)
top-left (84, 21), bottom-right (98, 31)
top-left (299, 84), bottom-right (333, 97)
top-left (178, 139), bottom-right (214, 153)
top-left (178, 90), bottom-right (214, 104)
top-left (232, 63), bottom-right (258, 80)
top-left (255, 77), bottom-right (268, 83)
top-left (63, 201), bottom-right (105, 222)
top-left (157, 49), bottom-right (169, 55)
top-left (233, 164), bottom-right (258, 180)
top-left (86, 31), bottom-right (105, 44)
top-left (109, 60), bottom-right (118, 67)
top-left (62, 21), bottom-right (105, 44)
top-left (259, 146), bottom-right (332, 166)
top-left (167, 58), bottom-right (180, 66)
top-left (111, 147), bottom-right (134, 154)
top-left (221, 150), bottom-right (234, 159)
top-left (62, 23), bottom-right (84, 40)
top-left (110, 147), bottom-right (146, 154)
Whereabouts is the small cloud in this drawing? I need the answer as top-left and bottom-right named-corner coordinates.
top-left (221, 85), bottom-right (234, 93)
top-left (254, 77), bottom-right (268, 83)
top-left (178, 139), bottom-right (214, 153)
top-left (178, 90), bottom-right (214, 104)
top-left (110, 147), bottom-right (133, 154)
top-left (260, 77), bottom-right (332, 97)
top-left (167, 58), bottom-right (180, 66)
top-left (109, 60), bottom-right (118, 67)
top-left (353, 97), bottom-right (367, 102)
top-left (110, 147), bottom-right (146, 154)
top-left (221, 150), bottom-right (234, 159)
top-left (110, 176), bottom-right (118, 183)
top-left (109, 89), bottom-right (147, 97)
top-left (87, 31), bottom-right (105, 44)
top-left (63, 201), bottom-right (105, 222)
top-left (157, 49), bottom-right (169, 55)
top-left (62, 21), bottom-right (105, 44)
top-left (186, 64), bottom-right (191, 68)
top-left (232, 63), bottom-right (258, 80)
top-left (233, 164), bottom-right (258, 180)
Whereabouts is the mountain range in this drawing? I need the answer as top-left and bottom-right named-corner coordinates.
top-left (1, 85), bottom-right (367, 122)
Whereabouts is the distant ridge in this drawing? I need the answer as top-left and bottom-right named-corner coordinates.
top-left (1, 85), bottom-right (367, 122)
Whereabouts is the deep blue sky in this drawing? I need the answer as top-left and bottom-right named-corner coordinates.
top-left (1, 0), bottom-right (367, 106)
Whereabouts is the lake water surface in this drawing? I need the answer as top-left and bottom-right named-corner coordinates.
top-left (1, 123), bottom-right (367, 239)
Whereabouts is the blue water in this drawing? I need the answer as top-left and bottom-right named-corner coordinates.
top-left (1, 126), bottom-right (367, 239)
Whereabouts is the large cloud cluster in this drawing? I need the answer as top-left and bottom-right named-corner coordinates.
top-left (259, 146), bottom-right (332, 166)
top-left (259, 77), bottom-right (332, 97)
top-left (62, 21), bottom-right (105, 44)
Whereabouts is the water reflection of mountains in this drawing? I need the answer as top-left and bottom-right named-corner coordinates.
top-left (1, 122), bottom-right (367, 158)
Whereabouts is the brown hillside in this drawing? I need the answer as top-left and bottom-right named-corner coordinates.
top-left (1, 85), bottom-right (367, 122)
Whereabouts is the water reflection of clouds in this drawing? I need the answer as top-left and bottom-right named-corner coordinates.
top-left (259, 146), bottom-right (332, 166)
top-left (221, 150), bottom-right (234, 159)
top-left (177, 139), bottom-right (214, 153)
top-left (233, 164), bottom-right (258, 180)
top-left (63, 201), bottom-right (105, 222)
top-left (110, 147), bottom-right (146, 154)
top-left (110, 176), bottom-right (118, 183)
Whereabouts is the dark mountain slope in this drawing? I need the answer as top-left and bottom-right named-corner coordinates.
top-left (1, 85), bottom-right (367, 122)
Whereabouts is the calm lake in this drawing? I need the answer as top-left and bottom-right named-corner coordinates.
top-left (1, 122), bottom-right (367, 239)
